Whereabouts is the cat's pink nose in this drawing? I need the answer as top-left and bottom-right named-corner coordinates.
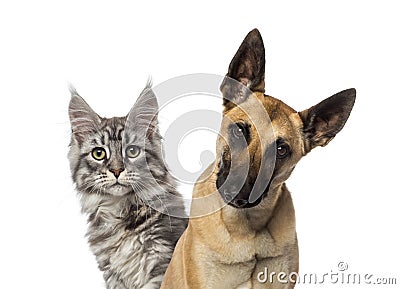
top-left (110, 169), bottom-right (123, 178)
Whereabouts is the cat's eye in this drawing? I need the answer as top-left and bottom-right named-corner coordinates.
top-left (126, 145), bottom-right (140, 158)
top-left (92, 147), bottom-right (106, 160)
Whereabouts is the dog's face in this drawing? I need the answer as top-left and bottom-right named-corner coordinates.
top-left (215, 29), bottom-right (356, 208)
top-left (216, 92), bottom-right (305, 208)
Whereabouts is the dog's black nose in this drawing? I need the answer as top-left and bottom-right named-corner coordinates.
top-left (232, 199), bottom-right (249, 208)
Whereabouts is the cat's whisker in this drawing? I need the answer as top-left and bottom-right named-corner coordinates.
top-left (135, 179), bottom-right (172, 229)
top-left (133, 182), bottom-right (153, 226)
top-left (80, 175), bottom-right (105, 190)
top-left (80, 180), bottom-right (98, 192)
top-left (140, 175), bottom-right (177, 189)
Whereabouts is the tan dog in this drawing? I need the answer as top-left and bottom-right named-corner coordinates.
top-left (161, 29), bottom-right (356, 289)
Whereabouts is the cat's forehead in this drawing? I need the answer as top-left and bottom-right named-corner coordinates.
top-left (99, 116), bottom-right (126, 142)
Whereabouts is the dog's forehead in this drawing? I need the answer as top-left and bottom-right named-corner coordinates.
top-left (262, 96), bottom-right (304, 140)
top-left (262, 95), bottom-right (296, 120)
top-left (223, 94), bottom-right (299, 129)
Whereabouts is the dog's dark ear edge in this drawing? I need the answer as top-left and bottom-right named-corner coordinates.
top-left (299, 88), bottom-right (356, 153)
top-left (220, 28), bottom-right (265, 111)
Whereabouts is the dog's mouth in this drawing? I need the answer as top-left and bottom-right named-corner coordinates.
top-left (217, 179), bottom-right (271, 209)
top-left (216, 159), bottom-right (272, 209)
top-left (219, 188), bottom-right (267, 209)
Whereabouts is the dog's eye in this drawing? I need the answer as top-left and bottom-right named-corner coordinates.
top-left (126, 145), bottom-right (140, 158)
top-left (277, 143), bottom-right (290, 159)
top-left (231, 125), bottom-right (244, 139)
top-left (230, 122), bottom-right (249, 141)
top-left (92, 147), bottom-right (106, 161)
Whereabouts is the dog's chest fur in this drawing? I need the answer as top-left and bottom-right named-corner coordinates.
top-left (202, 228), bottom-right (295, 289)
top-left (190, 187), bottom-right (297, 288)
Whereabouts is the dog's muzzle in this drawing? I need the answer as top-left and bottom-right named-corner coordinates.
top-left (216, 157), bottom-right (270, 209)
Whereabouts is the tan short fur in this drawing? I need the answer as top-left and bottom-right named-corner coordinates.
top-left (161, 29), bottom-right (355, 289)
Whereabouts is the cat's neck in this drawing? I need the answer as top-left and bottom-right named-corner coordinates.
top-left (80, 191), bottom-right (143, 220)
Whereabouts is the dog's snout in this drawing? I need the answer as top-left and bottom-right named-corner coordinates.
top-left (232, 199), bottom-right (248, 208)
top-left (218, 151), bottom-right (231, 170)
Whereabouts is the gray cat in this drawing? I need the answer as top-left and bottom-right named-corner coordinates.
top-left (68, 82), bottom-right (187, 289)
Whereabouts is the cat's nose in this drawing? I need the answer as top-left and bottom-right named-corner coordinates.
top-left (109, 168), bottom-right (124, 178)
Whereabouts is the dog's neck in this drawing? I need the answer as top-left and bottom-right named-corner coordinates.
top-left (190, 165), bottom-right (296, 261)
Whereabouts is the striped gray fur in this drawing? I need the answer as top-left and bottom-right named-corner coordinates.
top-left (68, 84), bottom-right (187, 289)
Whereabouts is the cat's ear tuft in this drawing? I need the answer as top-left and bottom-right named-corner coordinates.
top-left (126, 83), bottom-right (159, 139)
top-left (299, 88), bottom-right (356, 153)
top-left (68, 87), bottom-right (101, 144)
top-left (68, 83), bottom-right (79, 97)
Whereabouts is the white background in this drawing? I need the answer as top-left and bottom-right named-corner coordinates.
top-left (1, 1), bottom-right (399, 288)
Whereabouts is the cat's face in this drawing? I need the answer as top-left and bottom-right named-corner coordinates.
top-left (68, 85), bottom-right (160, 197)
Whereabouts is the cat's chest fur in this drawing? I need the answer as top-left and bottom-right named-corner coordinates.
top-left (83, 194), bottom-right (171, 289)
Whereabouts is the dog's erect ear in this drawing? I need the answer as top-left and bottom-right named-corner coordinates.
top-left (299, 88), bottom-right (356, 153)
top-left (68, 86), bottom-right (101, 145)
top-left (220, 29), bottom-right (265, 110)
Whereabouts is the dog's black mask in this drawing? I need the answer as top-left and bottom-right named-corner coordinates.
top-left (216, 146), bottom-right (274, 209)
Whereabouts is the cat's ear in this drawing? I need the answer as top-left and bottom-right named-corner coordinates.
top-left (220, 28), bottom-right (265, 110)
top-left (126, 81), bottom-right (159, 139)
top-left (299, 88), bottom-right (356, 153)
top-left (68, 86), bottom-right (101, 144)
